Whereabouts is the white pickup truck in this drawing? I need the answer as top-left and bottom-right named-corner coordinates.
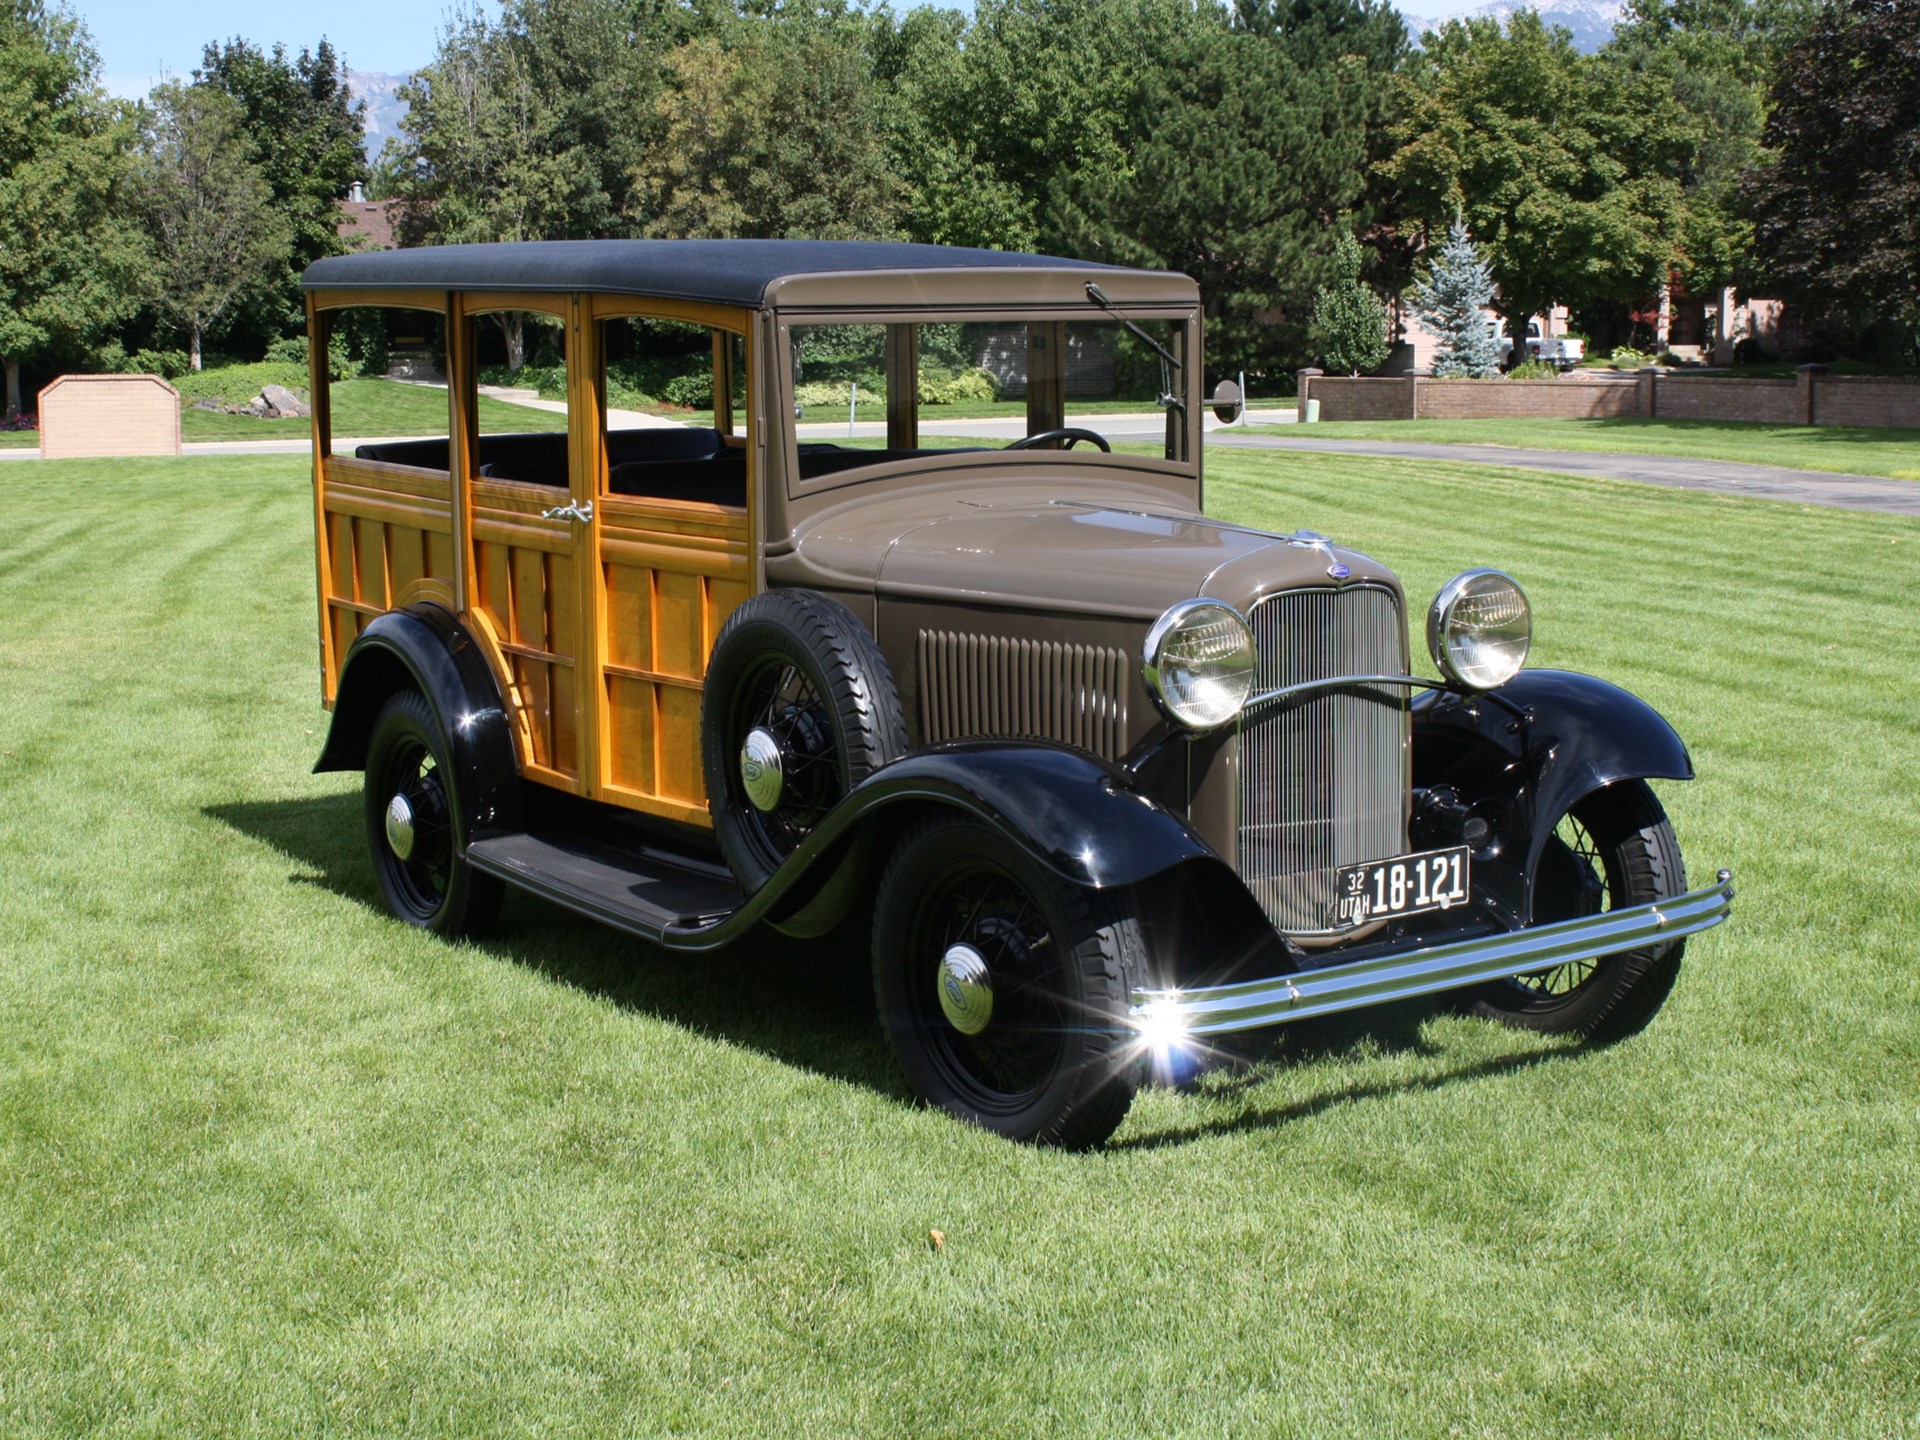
top-left (1497, 320), bottom-right (1585, 371)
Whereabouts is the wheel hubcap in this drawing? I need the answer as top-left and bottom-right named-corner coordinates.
top-left (937, 943), bottom-right (995, 1035)
top-left (384, 793), bottom-right (417, 860)
top-left (739, 726), bottom-right (785, 812)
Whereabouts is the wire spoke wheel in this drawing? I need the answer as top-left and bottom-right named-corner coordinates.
top-left (702, 590), bottom-right (906, 895)
top-left (1473, 779), bottom-right (1688, 1044)
top-left (872, 817), bottom-right (1144, 1148)
top-left (1508, 811), bottom-right (1605, 997)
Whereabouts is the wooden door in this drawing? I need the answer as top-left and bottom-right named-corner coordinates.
top-left (583, 303), bottom-right (755, 827)
top-left (457, 294), bottom-right (592, 793)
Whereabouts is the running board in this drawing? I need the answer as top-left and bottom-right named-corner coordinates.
top-left (466, 831), bottom-right (744, 944)
top-left (1130, 871), bottom-right (1735, 1037)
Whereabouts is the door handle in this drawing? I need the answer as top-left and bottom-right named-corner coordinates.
top-left (540, 500), bottom-right (594, 523)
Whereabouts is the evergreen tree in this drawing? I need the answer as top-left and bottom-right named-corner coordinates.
top-left (1059, 0), bottom-right (1409, 376)
top-left (1309, 233), bottom-right (1390, 376)
top-left (1411, 218), bottom-right (1501, 378)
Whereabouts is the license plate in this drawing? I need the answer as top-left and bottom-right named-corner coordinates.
top-left (1329, 845), bottom-right (1471, 929)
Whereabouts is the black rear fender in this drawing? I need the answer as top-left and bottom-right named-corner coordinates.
top-left (314, 605), bottom-right (523, 842)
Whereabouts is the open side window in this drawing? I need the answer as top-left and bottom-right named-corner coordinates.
top-left (309, 300), bottom-right (459, 697)
top-left (460, 305), bottom-right (573, 489)
top-left (597, 315), bottom-right (749, 511)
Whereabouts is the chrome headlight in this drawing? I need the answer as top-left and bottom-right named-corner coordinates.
top-left (1143, 599), bottom-right (1257, 730)
top-left (1427, 569), bottom-right (1531, 690)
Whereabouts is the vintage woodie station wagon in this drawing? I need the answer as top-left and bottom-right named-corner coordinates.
top-left (301, 239), bottom-right (1733, 1147)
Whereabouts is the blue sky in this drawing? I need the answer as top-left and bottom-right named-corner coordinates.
top-left (78, 0), bottom-right (457, 97)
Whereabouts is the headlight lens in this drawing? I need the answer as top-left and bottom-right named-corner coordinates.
top-left (1427, 569), bottom-right (1531, 690)
top-left (1143, 599), bottom-right (1257, 730)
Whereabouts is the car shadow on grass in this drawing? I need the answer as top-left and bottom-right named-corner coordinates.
top-left (207, 791), bottom-right (1577, 1146)
top-left (206, 792), bottom-right (905, 1098)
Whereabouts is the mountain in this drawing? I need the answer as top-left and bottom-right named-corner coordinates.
top-left (1398, 0), bottom-right (1625, 52)
top-left (347, 70), bottom-right (413, 160)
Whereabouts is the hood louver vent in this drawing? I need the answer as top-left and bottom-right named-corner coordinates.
top-left (917, 631), bottom-right (1129, 760)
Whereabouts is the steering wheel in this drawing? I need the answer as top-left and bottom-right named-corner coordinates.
top-left (1005, 427), bottom-right (1112, 453)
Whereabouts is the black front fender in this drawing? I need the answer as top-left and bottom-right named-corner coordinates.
top-left (1413, 669), bottom-right (1693, 924)
top-left (313, 605), bottom-right (523, 841)
top-left (676, 741), bottom-right (1230, 947)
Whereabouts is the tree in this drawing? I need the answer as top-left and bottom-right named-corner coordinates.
top-left (1059, 0), bottom-right (1408, 376)
top-left (0, 0), bottom-right (144, 418)
top-left (871, 0), bottom-right (1210, 256)
top-left (1379, 11), bottom-right (1690, 357)
top-left (1309, 232), bottom-right (1390, 375)
top-left (194, 38), bottom-right (365, 350)
top-left (1743, 0), bottom-right (1920, 359)
top-left (1410, 216), bottom-right (1501, 377)
top-left (1603, 0), bottom-right (1818, 296)
top-left (633, 20), bottom-right (905, 242)
top-left (136, 81), bottom-right (292, 371)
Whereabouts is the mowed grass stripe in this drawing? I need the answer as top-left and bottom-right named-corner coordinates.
top-left (0, 454), bottom-right (1913, 1437)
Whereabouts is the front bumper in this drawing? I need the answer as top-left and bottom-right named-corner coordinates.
top-left (1130, 870), bottom-right (1734, 1037)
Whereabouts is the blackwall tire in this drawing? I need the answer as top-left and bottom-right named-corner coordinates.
top-left (701, 590), bottom-right (906, 892)
top-left (1473, 779), bottom-right (1686, 1044)
top-left (872, 816), bottom-right (1144, 1148)
top-left (364, 690), bottom-right (502, 937)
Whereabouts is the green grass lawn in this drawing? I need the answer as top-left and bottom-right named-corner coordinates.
top-left (179, 377), bottom-right (562, 442)
top-left (1, 452), bottom-right (1915, 1436)
top-left (1266, 416), bottom-right (1920, 478)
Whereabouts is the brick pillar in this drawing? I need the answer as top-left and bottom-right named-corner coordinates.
top-left (1797, 363), bottom-right (1826, 425)
top-left (1296, 368), bottom-right (1321, 416)
top-left (1638, 367), bottom-right (1661, 419)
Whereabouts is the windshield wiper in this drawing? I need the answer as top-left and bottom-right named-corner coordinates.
top-left (1085, 282), bottom-right (1186, 413)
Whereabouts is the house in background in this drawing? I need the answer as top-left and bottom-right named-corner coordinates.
top-left (336, 182), bottom-right (396, 252)
top-left (1381, 298), bottom-right (1579, 374)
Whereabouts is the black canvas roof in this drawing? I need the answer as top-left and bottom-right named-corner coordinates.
top-left (302, 239), bottom-right (1140, 307)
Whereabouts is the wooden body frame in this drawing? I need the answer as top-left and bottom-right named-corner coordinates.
top-left (308, 286), bottom-right (758, 828)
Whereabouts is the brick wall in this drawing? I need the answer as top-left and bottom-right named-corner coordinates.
top-left (1653, 376), bottom-right (1800, 424)
top-left (1815, 377), bottom-right (1920, 429)
top-left (1418, 378), bottom-right (1642, 420)
top-left (1309, 375), bottom-right (1417, 420)
top-left (1297, 369), bottom-right (1920, 430)
top-left (38, 374), bottom-right (181, 458)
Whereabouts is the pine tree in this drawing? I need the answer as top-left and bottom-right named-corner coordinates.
top-left (1309, 233), bottom-right (1390, 376)
top-left (1411, 218), bottom-right (1501, 378)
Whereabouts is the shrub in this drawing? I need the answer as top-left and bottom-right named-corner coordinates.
top-left (1731, 336), bottom-right (1772, 366)
top-left (1606, 345), bottom-right (1655, 369)
top-left (1506, 359), bottom-right (1558, 380)
top-left (131, 348), bottom-right (190, 380)
top-left (793, 379), bottom-right (874, 409)
top-left (658, 371), bottom-right (712, 409)
top-left (263, 336), bottom-right (306, 365)
top-left (171, 361), bottom-right (309, 408)
top-left (918, 367), bottom-right (998, 406)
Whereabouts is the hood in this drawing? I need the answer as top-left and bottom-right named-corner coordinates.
top-left (871, 498), bottom-right (1399, 621)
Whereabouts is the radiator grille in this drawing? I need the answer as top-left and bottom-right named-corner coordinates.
top-left (1240, 585), bottom-right (1410, 934)
top-left (918, 631), bottom-right (1129, 759)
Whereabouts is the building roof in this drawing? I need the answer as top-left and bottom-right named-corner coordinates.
top-left (300, 239), bottom-right (1189, 309)
top-left (335, 200), bottom-right (396, 252)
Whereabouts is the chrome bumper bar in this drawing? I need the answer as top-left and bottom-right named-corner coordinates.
top-left (1130, 870), bottom-right (1734, 1037)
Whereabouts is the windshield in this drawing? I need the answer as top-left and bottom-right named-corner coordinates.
top-left (784, 316), bottom-right (1190, 483)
